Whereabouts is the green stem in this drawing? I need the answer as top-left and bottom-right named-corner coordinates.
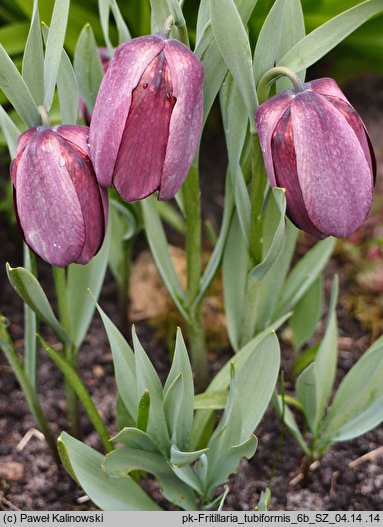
top-left (0, 316), bottom-right (60, 463)
top-left (52, 266), bottom-right (81, 438)
top-left (119, 237), bottom-right (134, 332)
top-left (257, 66), bottom-right (303, 104)
top-left (239, 275), bottom-right (259, 348)
top-left (23, 245), bottom-right (38, 392)
top-left (183, 161), bottom-right (208, 390)
top-left (39, 336), bottom-right (113, 453)
top-left (249, 133), bottom-right (267, 268)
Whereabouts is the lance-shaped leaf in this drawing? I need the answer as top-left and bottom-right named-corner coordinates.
top-left (6, 264), bottom-right (69, 343)
top-left (74, 24), bottom-right (104, 114)
top-left (320, 337), bottom-right (383, 444)
top-left (43, 0), bottom-right (70, 111)
top-left (296, 278), bottom-right (339, 433)
top-left (0, 44), bottom-right (41, 127)
top-left (58, 432), bottom-right (161, 511)
top-left (22, 0), bottom-right (44, 105)
top-left (103, 447), bottom-right (196, 510)
top-left (278, 0), bottom-right (383, 75)
top-left (210, 0), bottom-right (257, 128)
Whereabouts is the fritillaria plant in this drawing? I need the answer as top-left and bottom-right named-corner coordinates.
top-left (0, 0), bottom-right (383, 512)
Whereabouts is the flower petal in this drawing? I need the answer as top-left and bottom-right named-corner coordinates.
top-left (305, 77), bottom-right (351, 106)
top-left (10, 128), bottom-right (38, 185)
top-left (60, 138), bottom-right (106, 264)
top-left (89, 36), bottom-right (164, 188)
top-left (291, 91), bottom-right (373, 237)
top-left (321, 95), bottom-right (376, 178)
top-left (15, 129), bottom-right (85, 266)
top-left (113, 50), bottom-right (176, 202)
top-left (271, 109), bottom-right (324, 238)
top-left (255, 91), bottom-right (293, 188)
top-left (158, 39), bottom-right (204, 200)
top-left (55, 124), bottom-right (90, 157)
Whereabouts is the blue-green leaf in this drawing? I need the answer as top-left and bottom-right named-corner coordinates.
top-left (275, 237), bottom-right (335, 318)
top-left (0, 44), bottom-right (41, 127)
top-left (43, 0), bottom-right (70, 111)
top-left (67, 221), bottom-right (111, 348)
top-left (141, 196), bottom-right (188, 320)
top-left (6, 263), bottom-right (69, 343)
top-left (0, 105), bottom-right (20, 157)
top-left (58, 432), bottom-right (161, 511)
top-left (278, 0), bottom-right (383, 74)
top-left (210, 0), bottom-right (257, 129)
top-left (132, 328), bottom-right (170, 453)
top-left (74, 24), bottom-right (104, 114)
top-left (95, 302), bottom-right (137, 420)
top-left (290, 274), bottom-right (323, 351)
top-left (112, 427), bottom-right (160, 453)
top-left (22, 0), bottom-right (44, 105)
top-left (103, 447), bottom-right (196, 510)
top-left (250, 188), bottom-right (286, 281)
top-left (296, 278), bottom-right (338, 433)
top-left (321, 337), bottom-right (383, 443)
top-left (163, 329), bottom-right (194, 450)
top-left (41, 23), bottom-right (79, 125)
top-left (222, 212), bottom-right (249, 351)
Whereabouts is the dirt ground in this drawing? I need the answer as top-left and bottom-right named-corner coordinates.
top-left (1, 75), bottom-right (383, 511)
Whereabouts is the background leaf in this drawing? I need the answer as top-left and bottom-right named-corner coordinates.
top-left (43, 0), bottom-right (70, 111)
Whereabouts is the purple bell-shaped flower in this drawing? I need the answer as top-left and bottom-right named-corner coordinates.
top-left (256, 77), bottom-right (376, 238)
top-left (89, 34), bottom-right (204, 202)
top-left (11, 125), bottom-right (108, 267)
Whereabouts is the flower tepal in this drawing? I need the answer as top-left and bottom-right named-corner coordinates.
top-left (256, 77), bottom-right (376, 239)
top-left (89, 34), bottom-right (204, 202)
top-left (11, 125), bottom-right (108, 267)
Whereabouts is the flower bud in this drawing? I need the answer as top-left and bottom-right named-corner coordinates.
top-left (11, 125), bottom-right (108, 267)
top-left (89, 35), bottom-right (204, 202)
top-left (256, 77), bottom-right (375, 238)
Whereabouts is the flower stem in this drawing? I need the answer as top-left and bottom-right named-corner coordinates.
top-left (0, 316), bottom-right (60, 464)
top-left (52, 266), bottom-right (81, 438)
top-left (257, 66), bottom-right (303, 103)
top-left (183, 161), bottom-right (208, 391)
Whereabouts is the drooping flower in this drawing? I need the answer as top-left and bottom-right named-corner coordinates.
top-left (255, 77), bottom-right (375, 239)
top-left (11, 125), bottom-right (108, 267)
top-left (89, 34), bottom-right (204, 202)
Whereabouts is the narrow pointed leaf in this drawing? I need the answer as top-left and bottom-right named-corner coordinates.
top-left (290, 274), bottom-right (323, 351)
top-left (321, 339), bottom-right (383, 443)
top-left (22, 0), bottom-right (44, 105)
top-left (95, 302), bottom-right (137, 419)
top-left (275, 237), bottom-right (335, 317)
top-left (43, 0), bottom-right (70, 111)
top-left (0, 44), bottom-right (41, 126)
top-left (74, 24), bottom-right (104, 114)
top-left (67, 222), bottom-right (111, 348)
top-left (141, 197), bottom-right (187, 320)
top-left (132, 328), bottom-right (170, 452)
top-left (6, 264), bottom-right (69, 343)
top-left (278, 0), bottom-right (383, 74)
top-left (210, 0), bottom-right (257, 127)
top-left (163, 329), bottom-right (194, 449)
top-left (250, 188), bottom-right (286, 281)
top-left (0, 105), bottom-right (20, 157)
